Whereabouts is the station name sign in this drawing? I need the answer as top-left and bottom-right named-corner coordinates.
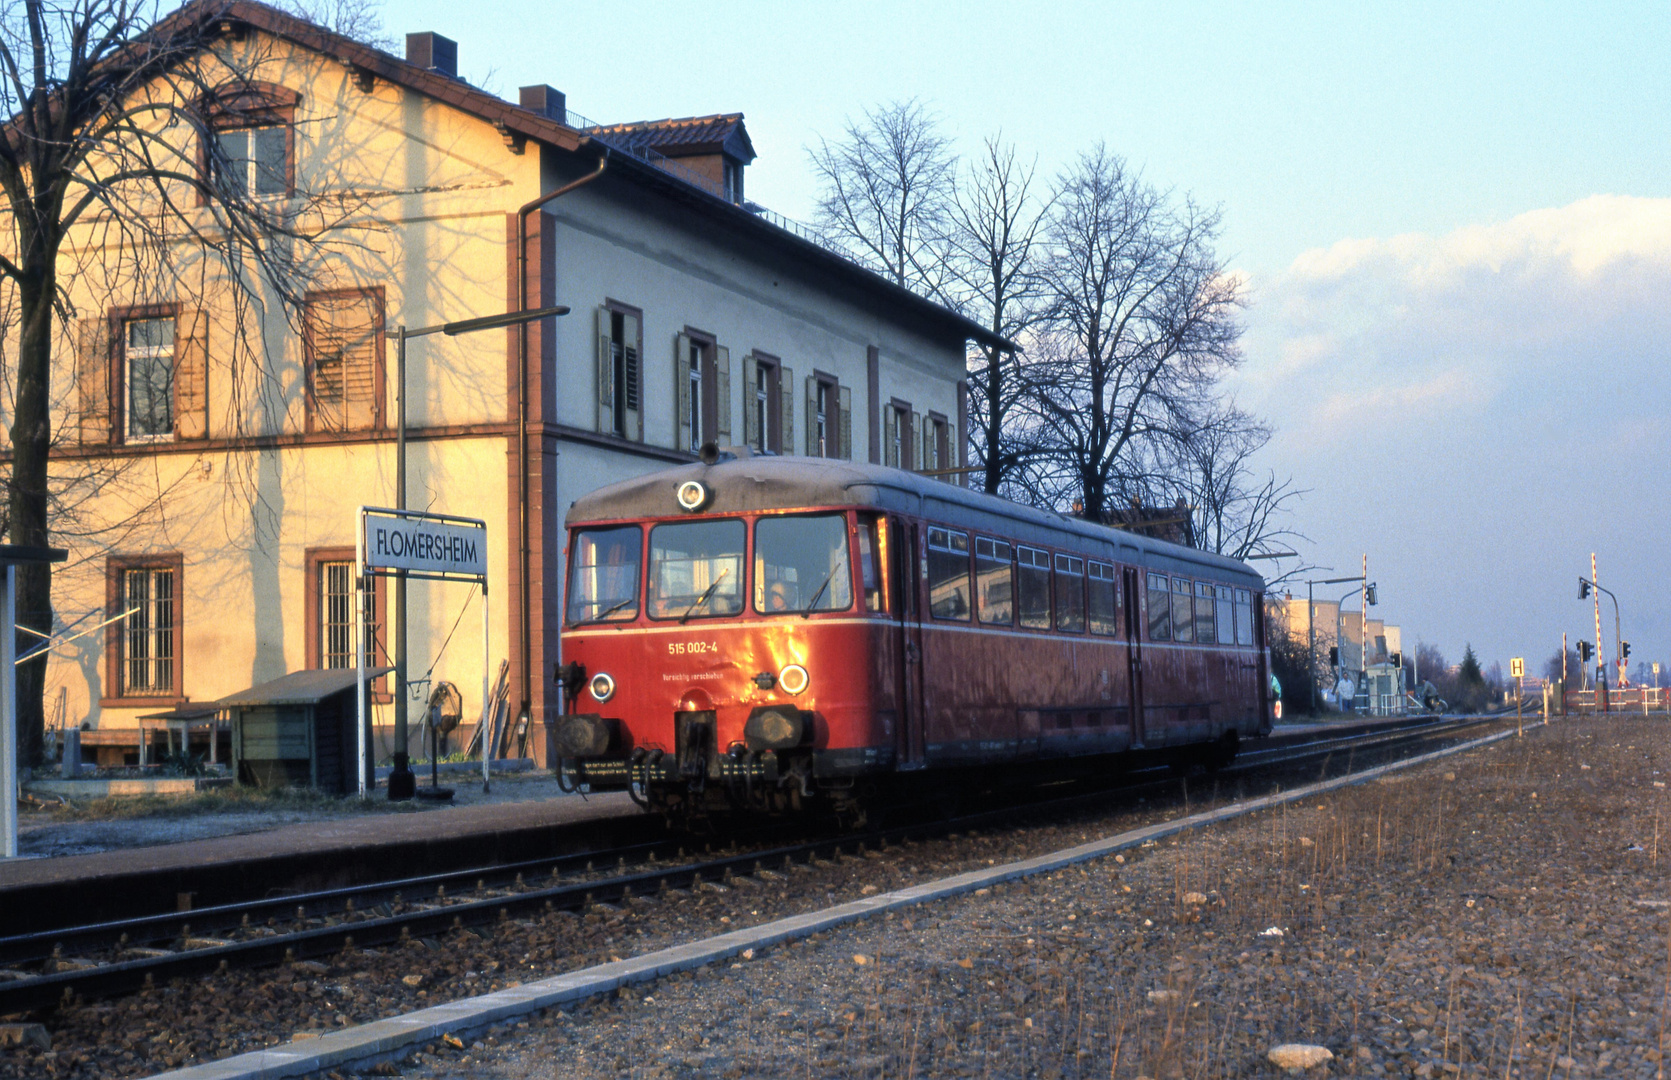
top-left (360, 507), bottom-right (487, 581)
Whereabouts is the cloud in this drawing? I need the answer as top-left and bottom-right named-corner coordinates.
top-left (1235, 195), bottom-right (1671, 667)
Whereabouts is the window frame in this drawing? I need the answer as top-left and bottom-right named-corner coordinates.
top-left (753, 512), bottom-right (857, 616)
top-left (1146, 571), bottom-right (1172, 641)
top-left (925, 525), bottom-right (972, 622)
top-left (303, 286), bottom-right (387, 433)
top-left (109, 303), bottom-right (179, 445)
top-left (304, 547), bottom-right (391, 702)
top-left (104, 553), bottom-right (185, 707)
top-left (682, 326), bottom-right (720, 453)
top-left (603, 299), bottom-right (643, 440)
top-left (810, 370), bottom-right (840, 458)
top-left (885, 397), bottom-right (913, 469)
top-left (197, 82), bottom-right (300, 202)
top-left (1171, 577), bottom-right (1195, 643)
top-left (1016, 545), bottom-right (1052, 630)
top-left (974, 535), bottom-right (1014, 626)
top-left (1087, 560), bottom-right (1118, 637)
top-left (1194, 579), bottom-right (1217, 644)
top-left (647, 517), bottom-right (747, 622)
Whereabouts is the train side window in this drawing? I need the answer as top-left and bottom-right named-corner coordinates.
top-left (975, 536), bottom-right (1013, 625)
top-left (1054, 554), bottom-right (1086, 632)
top-left (1215, 585), bottom-right (1236, 645)
top-left (926, 526), bottom-right (972, 620)
top-left (1171, 577), bottom-right (1194, 642)
top-left (1194, 580), bottom-right (1216, 643)
top-left (1234, 588), bottom-right (1254, 646)
top-left (1145, 571), bottom-right (1171, 640)
top-left (1087, 561), bottom-right (1117, 636)
top-left (856, 517), bottom-right (882, 612)
top-left (1017, 546), bottom-right (1052, 629)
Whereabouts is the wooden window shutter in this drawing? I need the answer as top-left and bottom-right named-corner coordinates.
top-left (779, 364), bottom-right (793, 455)
top-left (595, 306), bottom-right (614, 433)
top-left (714, 345), bottom-right (730, 444)
top-left (742, 353), bottom-right (758, 449)
top-left (621, 311), bottom-right (641, 441)
top-left (675, 332), bottom-right (692, 451)
top-left (805, 373), bottom-right (817, 456)
top-left (838, 385), bottom-right (852, 460)
top-left (307, 292), bottom-right (381, 431)
top-left (882, 404), bottom-right (895, 467)
top-left (910, 411), bottom-right (921, 470)
top-left (174, 308), bottom-right (209, 440)
top-left (76, 318), bottom-right (112, 444)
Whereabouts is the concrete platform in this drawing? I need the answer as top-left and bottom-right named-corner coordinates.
top-left (0, 789), bottom-right (645, 936)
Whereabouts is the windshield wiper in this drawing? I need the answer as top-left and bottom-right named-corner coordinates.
top-left (798, 566), bottom-right (840, 619)
top-left (679, 568), bottom-right (730, 624)
top-left (574, 596), bottom-right (634, 627)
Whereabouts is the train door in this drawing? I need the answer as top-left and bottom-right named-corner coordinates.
top-left (891, 517), bottom-right (927, 768)
top-left (1253, 590), bottom-right (1273, 733)
top-left (1122, 566), bottom-right (1146, 747)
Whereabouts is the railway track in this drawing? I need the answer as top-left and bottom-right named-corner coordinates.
top-left (0, 713), bottom-right (1502, 1017)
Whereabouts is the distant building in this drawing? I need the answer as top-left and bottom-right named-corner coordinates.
top-left (1267, 594), bottom-right (1410, 714)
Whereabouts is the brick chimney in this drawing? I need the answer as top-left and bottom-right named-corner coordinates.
top-left (519, 85), bottom-right (566, 125)
top-left (405, 32), bottom-right (457, 77)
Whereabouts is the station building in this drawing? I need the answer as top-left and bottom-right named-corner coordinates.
top-left (32, 1), bottom-right (999, 767)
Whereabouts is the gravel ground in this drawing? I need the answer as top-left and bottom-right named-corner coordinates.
top-left (13, 771), bottom-right (576, 858)
top-left (10, 716), bottom-right (1659, 1079)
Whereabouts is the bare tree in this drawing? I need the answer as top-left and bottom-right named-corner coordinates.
top-left (943, 136), bottom-right (1049, 495)
top-left (808, 98), bottom-right (955, 295)
top-left (0, 0), bottom-right (358, 763)
top-left (1024, 145), bottom-right (1242, 521)
top-left (1171, 404), bottom-right (1307, 566)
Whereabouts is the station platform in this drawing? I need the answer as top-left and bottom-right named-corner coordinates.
top-left (0, 788), bottom-right (643, 936)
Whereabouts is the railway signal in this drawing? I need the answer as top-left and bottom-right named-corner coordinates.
top-left (1621, 641), bottom-right (1631, 660)
top-left (1576, 640), bottom-right (1592, 663)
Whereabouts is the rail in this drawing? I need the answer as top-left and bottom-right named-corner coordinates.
top-left (0, 713), bottom-right (1504, 1014)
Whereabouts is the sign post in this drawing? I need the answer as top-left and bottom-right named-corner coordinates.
top-left (0, 545), bottom-right (67, 859)
top-left (358, 508), bottom-right (490, 797)
top-left (1510, 657), bottom-right (1524, 736)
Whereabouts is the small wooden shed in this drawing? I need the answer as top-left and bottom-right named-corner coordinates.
top-left (223, 667), bottom-right (392, 794)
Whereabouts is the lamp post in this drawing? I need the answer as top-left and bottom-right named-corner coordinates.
top-left (1305, 573), bottom-right (1366, 715)
top-left (384, 305), bottom-right (570, 801)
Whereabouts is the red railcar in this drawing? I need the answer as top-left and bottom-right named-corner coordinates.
top-left (554, 450), bottom-right (1272, 823)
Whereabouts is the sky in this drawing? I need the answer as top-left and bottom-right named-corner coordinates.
top-left (380, 0), bottom-right (1671, 672)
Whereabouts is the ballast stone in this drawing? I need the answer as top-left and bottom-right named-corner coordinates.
top-left (1267, 1043), bottom-right (1333, 1070)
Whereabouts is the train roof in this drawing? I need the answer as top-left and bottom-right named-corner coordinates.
top-left (565, 450), bottom-right (1267, 589)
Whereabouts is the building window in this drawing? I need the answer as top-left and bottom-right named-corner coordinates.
top-left (596, 304), bottom-right (642, 440)
top-left (884, 399), bottom-right (913, 469)
top-left (306, 549), bottom-right (388, 698)
top-left (216, 125), bottom-right (289, 196)
top-left (812, 380), bottom-right (829, 457)
top-left (744, 353), bottom-right (790, 453)
top-left (686, 339), bottom-right (705, 451)
top-left (125, 316), bottom-right (175, 440)
top-left (305, 289), bottom-right (384, 432)
top-left (108, 556), bottom-right (183, 703)
top-left (805, 373), bottom-right (851, 459)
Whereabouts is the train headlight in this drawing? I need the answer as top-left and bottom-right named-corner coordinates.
top-left (589, 672), bottom-right (616, 703)
top-left (777, 664), bottom-right (809, 695)
top-left (675, 480), bottom-right (711, 512)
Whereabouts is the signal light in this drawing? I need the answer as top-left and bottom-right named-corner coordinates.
top-left (1578, 578), bottom-right (1591, 600)
top-left (1576, 640), bottom-right (1592, 662)
top-left (1329, 646), bottom-right (1339, 666)
top-left (1622, 641), bottom-right (1632, 660)
top-left (1365, 583), bottom-right (1378, 606)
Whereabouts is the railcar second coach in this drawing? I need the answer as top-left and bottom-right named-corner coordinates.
top-left (554, 448), bottom-right (1271, 823)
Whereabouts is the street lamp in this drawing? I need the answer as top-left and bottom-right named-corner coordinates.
top-left (383, 305), bottom-right (570, 801)
top-left (1304, 572), bottom-right (1366, 715)
top-left (1577, 576), bottom-right (1622, 689)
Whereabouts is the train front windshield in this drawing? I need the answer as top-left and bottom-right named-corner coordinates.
top-left (755, 513), bottom-right (853, 615)
top-left (567, 526), bottom-right (641, 625)
top-left (649, 520), bottom-right (746, 620)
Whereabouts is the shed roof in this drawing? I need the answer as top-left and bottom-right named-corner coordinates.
top-left (219, 667), bottom-right (394, 707)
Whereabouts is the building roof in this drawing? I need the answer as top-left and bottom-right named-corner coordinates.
top-left (565, 451), bottom-right (1264, 587)
top-left (155, 1), bottom-right (1012, 354)
top-left (586, 113), bottom-right (756, 163)
top-left (219, 666), bottom-right (394, 707)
